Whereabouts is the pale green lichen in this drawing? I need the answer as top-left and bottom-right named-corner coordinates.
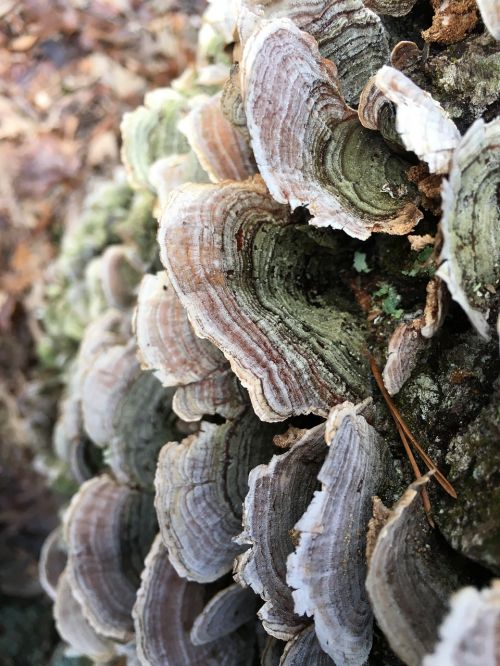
top-left (428, 33), bottom-right (500, 125)
top-left (39, 182), bottom-right (156, 368)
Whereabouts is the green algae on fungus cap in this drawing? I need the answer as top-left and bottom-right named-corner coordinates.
top-left (120, 88), bottom-right (190, 191)
top-left (81, 339), bottom-right (182, 489)
top-left (221, 65), bottom-right (251, 141)
top-left (154, 410), bottom-right (280, 583)
top-left (240, 20), bottom-right (421, 240)
top-left (63, 475), bottom-right (157, 642)
top-left (239, 0), bottom-right (390, 105)
top-left (133, 535), bottom-right (255, 666)
top-left (134, 272), bottom-right (246, 421)
top-left (159, 177), bottom-right (370, 422)
top-left (437, 117), bottom-right (500, 339)
top-left (234, 424), bottom-right (327, 640)
top-left (366, 477), bottom-right (465, 666)
top-left (286, 408), bottom-right (389, 665)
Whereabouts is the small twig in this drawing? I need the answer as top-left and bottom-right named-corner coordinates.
top-left (368, 353), bottom-right (457, 507)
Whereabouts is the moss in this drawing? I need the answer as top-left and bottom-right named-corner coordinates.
top-left (401, 246), bottom-right (435, 278)
top-left (372, 282), bottom-right (404, 319)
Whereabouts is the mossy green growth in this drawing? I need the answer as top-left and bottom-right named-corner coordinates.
top-left (246, 220), bottom-right (370, 403)
top-left (115, 189), bottom-right (157, 264)
top-left (38, 182), bottom-right (156, 369)
top-left (121, 88), bottom-right (191, 190)
top-left (319, 118), bottom-right (417, 220)
top-left (401, 246), bottom-right (435, 278)
top-left (105, 379), bottom-right (182, 490)
top-left (59, 182), bottom-right (133, 278)
top-left (372, 282), bottom-right (404, 319)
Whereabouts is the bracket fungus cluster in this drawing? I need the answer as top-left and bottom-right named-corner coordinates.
top-left (37, 0), bottom-right (500, 663)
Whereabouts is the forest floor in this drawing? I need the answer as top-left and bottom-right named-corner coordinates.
top-left (0, 2), bottom-right (198, 663)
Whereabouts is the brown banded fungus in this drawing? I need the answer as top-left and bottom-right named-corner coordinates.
top-left (172, 369), bottom-right (247, 422)
top-left (421, 276), bottom-right (447, 338)
top-left (239, 0), bottom-right (390, 105)
top-left (98, 244), bottom-right (144, 310)
top-left (234, 424), bottom-right (328, 639)
top-left (160, 177), bottom-right (371, 421)
top-left (382, 320), bottom-right (426, 395)
top-left (190, 583), bottom-right (257, 645)
top-left (135, 271), bottom-right (246, 421)
top-left (357, 76), bottom-right (391, 131)
top-left (436, 118), bottom-right (500, 339)
top-left (240, 19), bottom-right (421, 239)
top-left (179, 92), bottom-right (257, 182)
top-left (149, 153), bottom-right (210, 212)
top-left (280, 626), bottom-right (334, 665)
top-left (64, 475), bottom-right (157, 641)
top-left (155, 410), bottom-right (280, 582)
top-left (133, 535), bottom-right (254, 666)
top-left (53, 309), bottom-right (130, 481)
top-left (286, 409), bottom-right (389, 665)
top-left (366, 478), bottom-right (463, 666)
